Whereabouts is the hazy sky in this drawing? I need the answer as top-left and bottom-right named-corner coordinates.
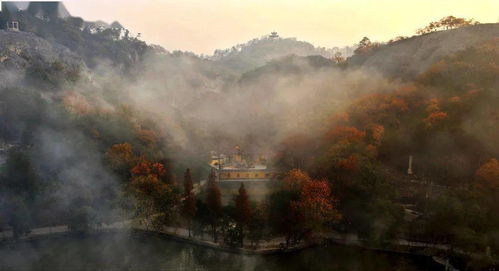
top-left (63, 0), bottom-right (498, 54)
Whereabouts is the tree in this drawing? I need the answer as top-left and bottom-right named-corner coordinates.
top-left (137, 129), bottom-right (159, 147)
top-left (67, 198), bottom-right (94, 233)
top-left (106, 143), bottom-right (135, 178)
top-left (234, 183), bottom-right (251, 247)
top-left (128, 174), bottom-right (176, 230)
top-left (416, 16), bottom-right (479, 35)
top-left (268, 189), bottom-right (300, 247)
top-left (423, 111), bottom-right (448, 129)
top-left (182, 169), bottom-right (197, 237)
top-left (354, 37), bottom-right (380, 55)
top-left (193, 199), bottom-right (210, 239)
top-left (333, 52), bottom-right (345, 63)
top-left (206, 169), bottom-right (222, 242)
top-left (151, 162), bottom-right (167, 179)
top-left (291, 178), bottom-right (341, 239)
top-left (248, 203), bottom-right (270, 248)
top-left (3, 196), bottom-right (31, 239)
top-left (283, 169), bottom-right (311, 191)
top-left (130, 159), bottom-right (166, 180)
top-left (270, 169), bottom-right (341, 246)
top-left (475, 159), bottom-right (499, 190)
top-left (282, 169), bottom-right (341, 242)
top-left (0, 150), bottom-right (38, 238)
top-left (358, 37), bottom-right (371, 48)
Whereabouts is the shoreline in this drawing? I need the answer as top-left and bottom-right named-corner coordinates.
top-left (0, 226), bottom-right (468, 269)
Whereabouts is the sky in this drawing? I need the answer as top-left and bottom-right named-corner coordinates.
top-left (62, 0), bottom-right (498, 54)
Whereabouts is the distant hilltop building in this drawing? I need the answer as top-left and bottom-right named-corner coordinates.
top-left (269, 31), bottom-right (279, 39)
top-left (209, 145), bottom-right (275, 181)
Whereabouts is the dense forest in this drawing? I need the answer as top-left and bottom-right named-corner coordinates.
top-left (0, 3), bottom-right (498, 269)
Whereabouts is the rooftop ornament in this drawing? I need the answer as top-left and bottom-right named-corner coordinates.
top-left (269, 31), bottom-right (279, 38)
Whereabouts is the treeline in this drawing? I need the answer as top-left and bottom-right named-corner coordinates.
top-left (122, 166), bottom-right (341, 248)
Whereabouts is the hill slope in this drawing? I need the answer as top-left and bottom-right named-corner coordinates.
top-left (347, 23), bottom-right (499, 79)
top-left (0, 30), bottom-right (83, 88)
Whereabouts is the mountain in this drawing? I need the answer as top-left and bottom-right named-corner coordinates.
top-left (211, 34), bottom-right (341, 73)
top-left (0, 29), bottom-right (83, 88)
top-left (347, 23), bottom-right (499, 80)
top-left (1, 1), bottom-right (70, 21)
top-left (27, 1), bottom-right (71, 20)
top-left (0, 2), bottom-right (152, 70)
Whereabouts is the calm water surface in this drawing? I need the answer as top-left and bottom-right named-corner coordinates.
top-left (0, 232), bottom-right (442, 271)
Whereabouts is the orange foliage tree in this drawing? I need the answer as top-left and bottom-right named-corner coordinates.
top-left (106, 143), bottom-right (136, 178)
top-left (423, 111), bottom-right (448, 129)
top-left (129, 174), bottom-right (172, 229)
top-left (475, 159), bottom-right (499, 190)
top-left (283, 169), bottom-right (311, 191)
top-left (130, 159), bottom-right (166, 179)
top-left (326, 126), bottom-right (365, 143)
top-left (321, 126), bottom-right (369, 173)
top-left (291, 177), bottom-right (341, 236)
top-left (283, 169), bottom-right (341, 242)
top-left (137, 129), bottom-right (159, 147)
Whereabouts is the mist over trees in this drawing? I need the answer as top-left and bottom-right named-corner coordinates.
top-left (0, 5), bottom-right (498, 269)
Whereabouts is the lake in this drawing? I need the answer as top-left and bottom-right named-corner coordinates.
top-left (0, 232), bottom-right (442, 271)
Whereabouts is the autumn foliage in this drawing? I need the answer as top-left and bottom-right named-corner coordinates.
top-left (475, 159), bottom-right (499, 190)
top-left (137, 129), bottom-right (159, 146)
top-left (62, 91), bottom-right (92, 116)
top-left (423, 111), bottom-right (448, 129)
top-left (282, 169), bottom-right (340, 240)
top-left (325, 126), bottom-right (365, 143)
top-left (106, 143), bottom-right (134, 166)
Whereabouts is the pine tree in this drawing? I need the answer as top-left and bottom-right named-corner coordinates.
top-left (234, 183), bottom-right (251, 247)
top-left (182, 168), bottom-right (196, 237)
top-left (206, 169), bottom-right (222, 242)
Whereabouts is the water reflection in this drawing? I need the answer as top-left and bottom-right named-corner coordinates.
top-left (0, 232), bottom-right (441, 271)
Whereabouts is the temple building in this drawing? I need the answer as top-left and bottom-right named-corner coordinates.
top-left (209, 146), bottom-right (277, 204)
top-left (209, 145), bottom-right (275, 181)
